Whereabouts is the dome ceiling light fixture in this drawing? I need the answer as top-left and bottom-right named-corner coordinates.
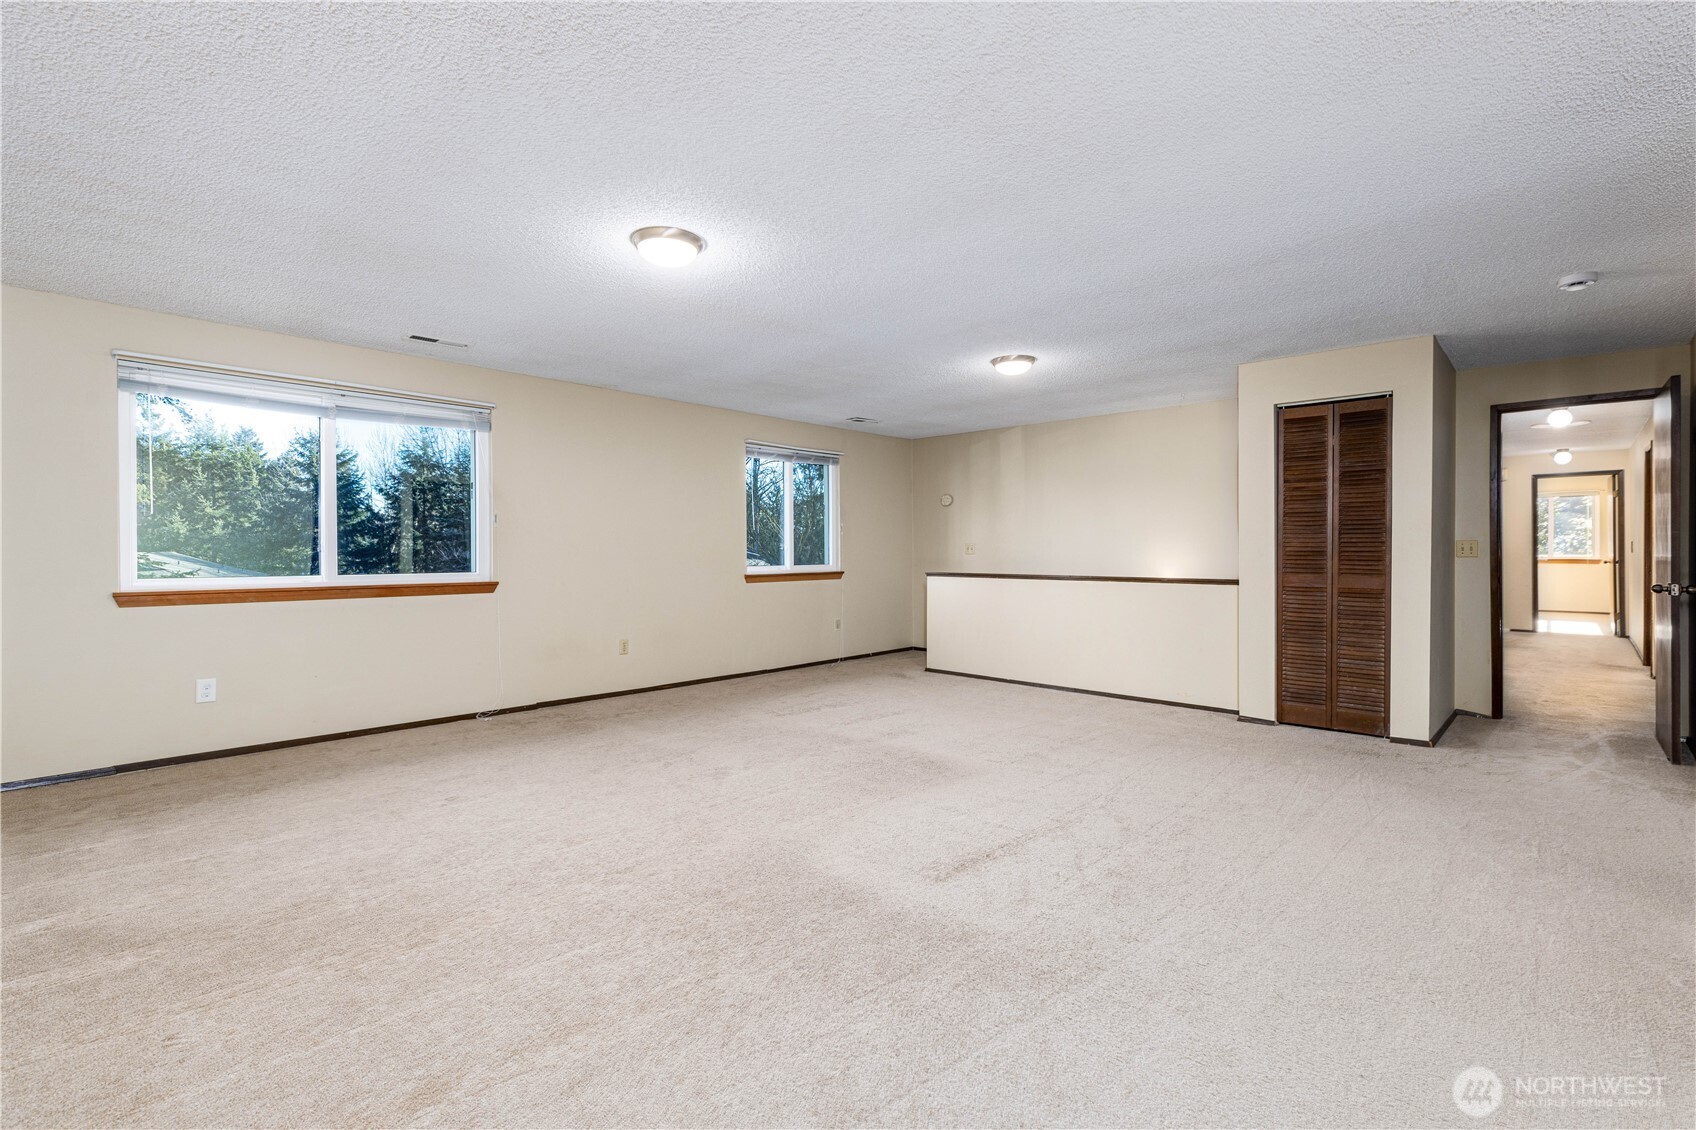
top-left (1557, 271), bottom-right (1600, 292)
top-left (1529, 418), bottom-right (1590, 430)
top-left (990, 354), bottom-right (1036, 376)
top-left (1553, 448), bottom-right (1573, 465)
top-left (1545, 408), bottom-right (1574, 428)
top-left (630, 226), bottom-right (706, 267)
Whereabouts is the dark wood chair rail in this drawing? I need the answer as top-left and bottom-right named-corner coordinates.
top-left (925, 572), bottom-right (1237, 585)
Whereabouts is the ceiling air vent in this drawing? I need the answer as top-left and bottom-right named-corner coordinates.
top-left (408, 334), bottom-right (470, 348)
top-left (845, 417), bottom-right (878, 424)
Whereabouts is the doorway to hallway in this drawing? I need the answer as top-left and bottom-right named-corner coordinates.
top-left (1489, 382), bottom-right (1685, 762)
top-left (1532, 469), bottom-right (1624, 637)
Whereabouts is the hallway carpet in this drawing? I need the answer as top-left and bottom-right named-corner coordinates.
top-left (3, 634), bottom-right (1692, 1127)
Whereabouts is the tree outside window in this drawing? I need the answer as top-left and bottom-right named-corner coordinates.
top-left (1536, 493), bottom-right (1597, 559)
top-left (744, 445), bottom-right (837, 571)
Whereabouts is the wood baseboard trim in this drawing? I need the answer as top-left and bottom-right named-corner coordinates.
top-left (1386, 708), bottom-right (1490, 748)
top-left (1, 646), bottom-right (925, 791)
top-left (113, 580), bottom-right (498, 607)
top-left (1239, 710), bottom-right (1490, 745)
top-left (924, 667), bottom-right (1235, 715)
top-left (1426, 710), bottom-right (1462, 747)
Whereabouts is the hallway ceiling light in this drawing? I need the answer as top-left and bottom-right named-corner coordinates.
top-left (1557, 271), bottom-right (1600, 292)
top-left (630, 226), bottom-right (705, 267)
top-left (1529, 419), bottom-right (1590, 430)
top-left (990, 354), bottom-right (1036, 376)
top-left (1545, 408), bottom-right (1574, 427)
top-left (1553, 448), bottom-right (1573, 465)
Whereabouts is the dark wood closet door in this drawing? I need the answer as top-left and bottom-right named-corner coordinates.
top-left (1277, 404), bottom-right (1335, 728)
top-left (1276, 397), bottom-right (1391, 736)
top-left (1331, 398), bottom-right (1391, 735)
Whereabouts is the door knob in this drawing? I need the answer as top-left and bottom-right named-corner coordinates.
top-left (1651, 582), bottom-right (1686, 596)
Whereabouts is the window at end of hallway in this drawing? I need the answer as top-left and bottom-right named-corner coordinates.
top-left (1536, 493), bottom-right (1598, 560)
top-left (745, 442), bottom-right (840, 577)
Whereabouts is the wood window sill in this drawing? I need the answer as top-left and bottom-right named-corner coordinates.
top-left (113, 581), bottom-right (498, 607)
top-left (745, 571), bottom-right (844, 584)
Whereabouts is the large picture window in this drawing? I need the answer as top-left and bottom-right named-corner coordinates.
top-left (1536, 493), bottom-right (1598, 560)
top-left (745, 442), bottom-right (839, 574)
top-left (119, 355), bottom-right (492, 590)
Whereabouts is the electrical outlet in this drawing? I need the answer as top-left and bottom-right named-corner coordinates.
top-left (964, 543), bottom-right (977, 555)
top-left (195, 677), bottom-right (216, 703)
top-left (618, 639), bottom-right (629, 656)
top-left (1455, 539), bottom-right (1480, 558)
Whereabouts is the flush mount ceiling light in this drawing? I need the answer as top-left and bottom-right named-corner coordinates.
top-left (1546, 408), bottom-right (1574, 427)
top-left (630, 226), bottom-right (705, 267)
top-left (990, 354), bottom-right (1036, 376)
top-left (1530, 418), bottom-right (1589, 430)
top-left (1553, 448), bottom-right (1573, 465)
top-left (1557, 271), bottom-right (1600, 292)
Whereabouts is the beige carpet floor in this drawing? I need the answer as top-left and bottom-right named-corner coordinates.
top-left (3, 634), bottom-right (1693, 1128)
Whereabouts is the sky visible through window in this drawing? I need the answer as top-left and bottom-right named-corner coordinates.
top-left (155, 399), bottom-right (392, 469)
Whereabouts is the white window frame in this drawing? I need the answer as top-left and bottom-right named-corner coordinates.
top-left (116, 353), bottom-right (494, 592)
top-left (1536, 491), bottom-right (1601, 561)
top-left (744, 442), bottom-right (841, 575)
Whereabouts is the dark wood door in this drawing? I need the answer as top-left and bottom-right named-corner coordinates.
top-left (1643, 445), bottom-right (1654, 669)
top-left (1651, 378), bottom-right (1682, 760)
top-left (1277, 404), bottom-right (1335, 729)
top-left (1277, 397), bottom-right (1391, 736)
top-left (1332, 399), bottom-right (1391, 735)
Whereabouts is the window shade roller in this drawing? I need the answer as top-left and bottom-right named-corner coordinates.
top-left (117, 357), bottom-right (492, 432)
top-left (745, 441), bottom-right (840, 465)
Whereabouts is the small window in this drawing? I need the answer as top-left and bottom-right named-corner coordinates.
top-left (120, 356), bottom-right (492, 590)
top-left (745, 442), bottom-right (839, 573)
top-left (1536, 493), bottom-right (1598, 560)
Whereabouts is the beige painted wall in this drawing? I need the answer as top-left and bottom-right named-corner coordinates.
top-left (1501, 461), bottom-right (1623, 627)
top-left (1238, 336), bottom-right (1454, 742)
top-left (1452, 344), bottom-right (1691, 716)
top-left (1, 286), bottom-right (918, 781)
top-left (925, 577), bottom-right (1237, 711)
top-left (909, 399), bottom-right (1238, 642)
top-left (1537, 560), bottom-right (1613, 616)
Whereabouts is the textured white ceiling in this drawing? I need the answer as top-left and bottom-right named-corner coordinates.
top-left (1501, 398), bottom-right (1655, 458)
top-left (4, 3), bottom-right (1693, 438)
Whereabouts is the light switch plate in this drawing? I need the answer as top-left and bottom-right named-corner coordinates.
top-left (1455, 539), bottom-right (1480, 558)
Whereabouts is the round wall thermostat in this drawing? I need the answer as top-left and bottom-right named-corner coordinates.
top-left (940, 494), bottom-right (954, 507)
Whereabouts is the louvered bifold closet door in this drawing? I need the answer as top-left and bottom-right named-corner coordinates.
top-left (1330, 398), bottom-right (1391, 736)
top-left (1276, 404), bottom-right (1335, 728)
